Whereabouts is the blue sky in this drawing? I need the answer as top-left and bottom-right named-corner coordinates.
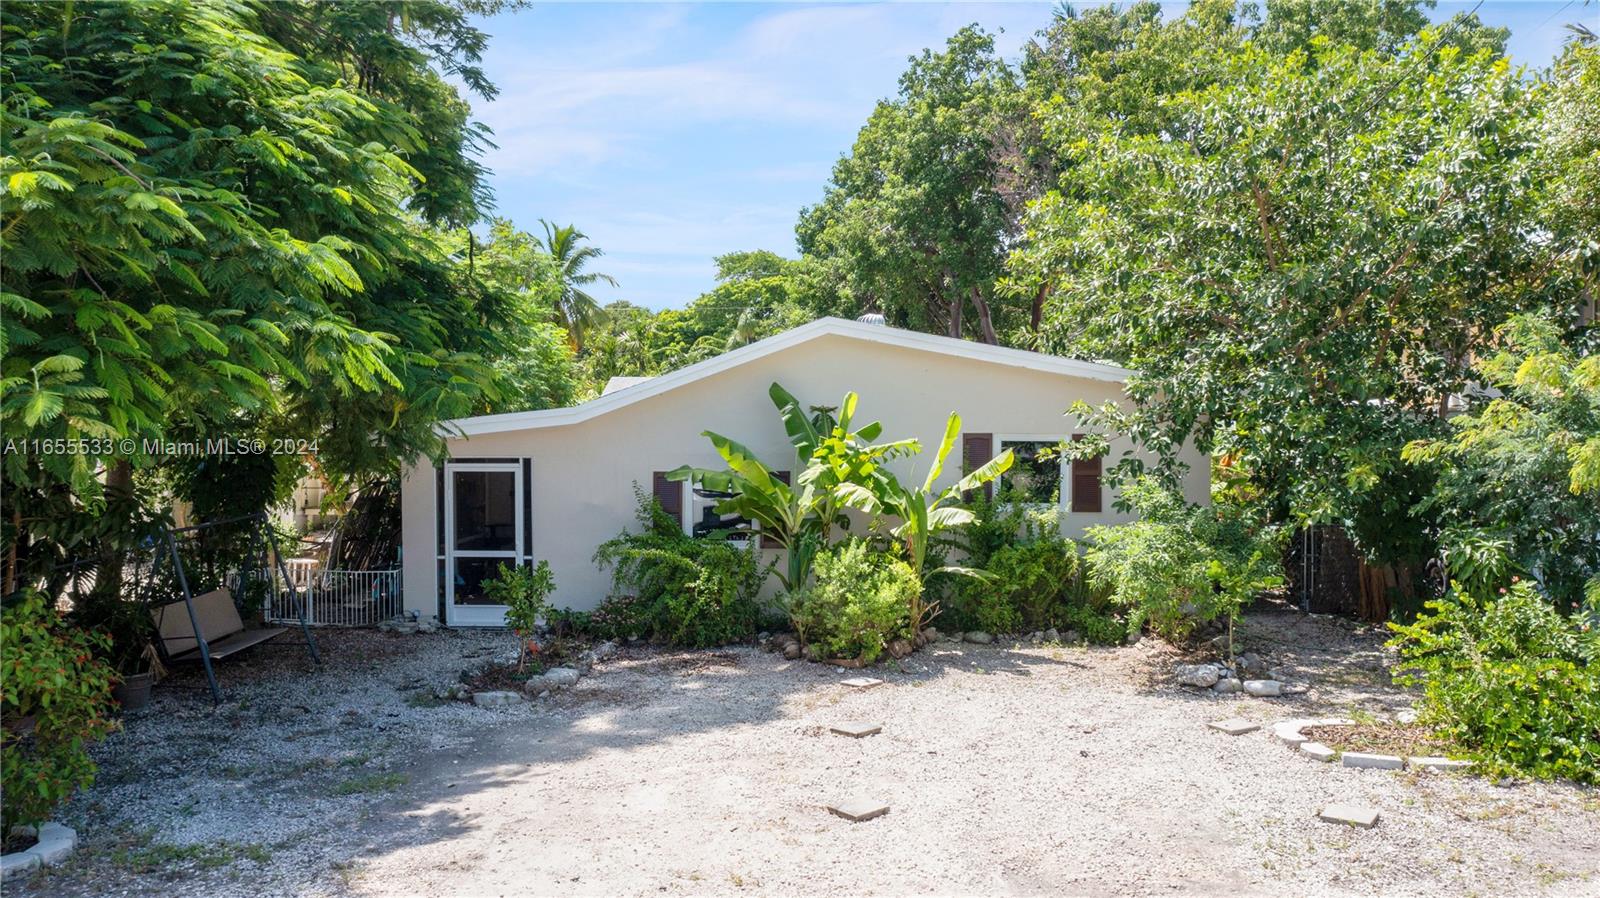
top-left (465, 1), bottom-right (1591, 310)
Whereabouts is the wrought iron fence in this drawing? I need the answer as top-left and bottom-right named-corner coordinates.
top-left (265, 559), bottom-right (401, 627)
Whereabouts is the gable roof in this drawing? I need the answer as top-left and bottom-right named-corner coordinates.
top-left (442, 316), bottom-right (1131, 437)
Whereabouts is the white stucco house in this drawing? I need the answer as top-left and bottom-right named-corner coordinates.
top-left (400, 316), bottom-right (1210, 626)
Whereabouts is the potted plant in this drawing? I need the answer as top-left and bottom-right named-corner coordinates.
top-left (87, 598), bottom-right (163, 712)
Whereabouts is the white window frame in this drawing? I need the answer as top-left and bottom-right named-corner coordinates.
top-left (995, 434), bottom-right (1070, 519)
top-left (442, 461), bottom-right (524, 627)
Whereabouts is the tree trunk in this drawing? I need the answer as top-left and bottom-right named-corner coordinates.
top-left (1030, 282), bottom-right (1051, 333)
top-left (95, 459), bottom-right (136, 602)
top-left (946, 290), bottom-right (963, 339)
top-left (971, 286), bottom-right (998, 345)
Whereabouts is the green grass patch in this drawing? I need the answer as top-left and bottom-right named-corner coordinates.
top-left (332, 771), bottom-right (409, 795)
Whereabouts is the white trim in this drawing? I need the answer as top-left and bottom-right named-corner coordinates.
top-left (440, 317), bottom-right (1132, 437)
top-left (996, 435), bottom-right (1070, 518)
top-left (443, 461), bottom-right (523, 627)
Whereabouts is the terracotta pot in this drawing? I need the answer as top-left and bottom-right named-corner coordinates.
top-left (112, 672), bottom-right (155, 712)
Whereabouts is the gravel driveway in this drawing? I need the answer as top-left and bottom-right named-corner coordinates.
top-left (17, 607), bottom-right (1600, 898)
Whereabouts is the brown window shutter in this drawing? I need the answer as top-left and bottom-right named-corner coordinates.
top-left (1069, 435), bottom-right (1103, 513)
top-left (962, 432), bottom-right (994, 501)
top-left (762, 471), bottom-right (790, 548)
top-left (652, 471), bottom-right (684, 531)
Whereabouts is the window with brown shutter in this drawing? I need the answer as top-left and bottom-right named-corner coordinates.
top-left (762, 471), bottom-right (790, 548)
top-left (1069, 435), bottom-right (1103, 513)
top-left (652, 471), bottom-right (684, 531)
top-left (962, 432), bottom-right (994, 502)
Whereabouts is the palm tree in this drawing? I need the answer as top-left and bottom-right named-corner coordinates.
top-left (537, 222), bottom-right (616, 350)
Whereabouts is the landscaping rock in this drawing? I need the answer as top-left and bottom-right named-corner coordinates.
top-left (964, 631), bottom-right (994, 645)
top-left (1341, 751), bottom-right (1405, 770)
top-left (31, 823), bottom-right (76, 866)
top-left (829, 721), bottom-right (882, 738)
top-left (782, 643), bottom-right (802, 660)
top-left (1207, 718), bottom-right (1259, 735)
top-left (921, 627), bottom-right (939, 643)
top-left (1412, 757), bottom-right (1475, 772)
top-left (1242, 680), bottom-right (1282, 697)
top-left (1317, 804), bottom-right (1380, 828)
top-left (1396, 708), bottom-right (1420, 724)
top-left (840, 677), bottom-right (883, 689)
top-left (1043, 628), bottom-right (1060, 643)
top-left (591, 641), bottom-right (619, 662)
top-left (1125, 630), bottom-right (1142, 645)
top-left (1175, 664), bottom-right (1222, 688)
top-left (542, 667), bottom-right (581, 688)
top-left (1, 850), bottom-right (41, 882)
top-left (1238, 653), bottom-right (1268, 676)
top-left (1062, 630), bottom-right (1080, 644)
top-left (826, 798), bottom-right (890, 822)
top-left (1300, 742), bottom-right (1337, 762)
top-left (1212, 678), bottom-right (1242, 695)
top-left (472, 690), bottom-right (522, 708)
top-left (887, 638), bottom-right (914, 659)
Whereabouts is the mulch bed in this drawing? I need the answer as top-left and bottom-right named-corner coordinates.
top-left (462, 661), bottom-right (539, 693)
top-left (1301, 723), bottom-right (1460, 757)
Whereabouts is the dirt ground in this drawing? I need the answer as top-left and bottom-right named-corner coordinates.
top-left (16, 606), bottom-right (1600, 898)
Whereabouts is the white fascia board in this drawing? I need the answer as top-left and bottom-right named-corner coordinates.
top-left (438, 317), bottom-right (1131, 437)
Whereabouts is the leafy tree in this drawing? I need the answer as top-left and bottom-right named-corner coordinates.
top-left (1019, 22), bottom-right (1572, 563)
top-left (1403, 314), bottom-right (1600, 605)
top-left (799, 26), bottom-right (1021, 343)
top-left (538, 221), bottom-right (616, 351)
top-left (0, 0), bottom-right (511, 588)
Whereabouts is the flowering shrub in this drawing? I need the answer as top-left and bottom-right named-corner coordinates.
top-left (1, 590), bottom-right (119, 829)
top-left (1388, 581), bottom-right (1600, 784)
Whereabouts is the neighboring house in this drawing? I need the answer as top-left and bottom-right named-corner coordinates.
top-left (400, 317), bottom-right (1211, 626)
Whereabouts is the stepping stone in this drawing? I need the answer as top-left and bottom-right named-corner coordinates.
top-left (1300, 741), bottom-right (1337, 762)
top-left (1317, 804), bottom-right (1380, 828)
top-left (829, 721), bottom-right (882, 738)
top-left (1341, 751), bottom-right (1405, 770)
top-left (840, 677), bottom-right (883, 689)
top-left (1207, 718), bottom-right (1259, 735)
top-left (826, 798), bottom-right (890, 822)
top-left (1412, 757), bottom-right (1475, 772)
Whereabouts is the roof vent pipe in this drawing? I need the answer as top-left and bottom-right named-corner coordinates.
top-left (856, 312), bottom-right (887, 327)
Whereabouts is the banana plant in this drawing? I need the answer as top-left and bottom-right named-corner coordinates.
top-left (668, 382), bottom-right (918, 592)
top-left (835, 411), bottom-right (1014, 583)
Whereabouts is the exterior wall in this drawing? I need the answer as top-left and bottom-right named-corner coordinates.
top-left (402, 332), bottom-right (1210, 619)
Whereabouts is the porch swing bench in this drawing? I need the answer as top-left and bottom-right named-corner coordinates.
top-left (152, 587), bottom-right (288, 662)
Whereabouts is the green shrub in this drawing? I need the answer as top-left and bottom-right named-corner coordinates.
top-left (2, 590), bottom-right (119, 829)
top-left (794, 540), bottom-right (919, 664)
top-left (1059, 603), bottom-right (1126, 646)
top-left (483, 560), bottom-right (555, 670)
top-left (1085, 479), bottom-right (1283, 641)
top-left (591, 488), bottom-right (766, 648)
top-left (1388, 581), bottom-right (1600, 784)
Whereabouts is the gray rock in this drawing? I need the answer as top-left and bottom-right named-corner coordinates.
top-left (1242, 679), bottom-right (1282, 697)
top-left (31, 823), bottom-right (75, 866)
top-left (887, 638), bottom-right (914, 659)
top-left (1063, 630), bottom-right (1080, 644)
top-left (1300, 742), bottom-right (1337, 762)
top-left (1, 850), bottom-right (41, 882)
top-left (1043, 628), bottom-right (1060, 643)
top-left (1209, 633), bottom-right (1232, 651)
top-left (964, 631), bottom-right (994, 645)
top-left (7, 825), bottom-right (36, 841)
top-left (1207, 718), bottom-right (1259, 735)
top-left (921, 627), bottom-right (940, 643)
top-left (1175, 663), bottom-right (1222, 688)
top-left (1238, 652), bottom-right (1268, 676)
top-left (1212, 678), bottom-right (1242, 694)
top-left (1125, 630), bottom-right (1142, 645)
top-left (782, 643), bottom-right (802, 660)
top-left (472, 690), bottom-right (522, 708)
top-left (1413, 757), bottom-right (1474, 772)
top-left (591, 641), bottom-right (619, 661)
top-left (543, 667), bottom-right (581, 688)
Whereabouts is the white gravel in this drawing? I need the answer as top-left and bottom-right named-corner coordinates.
top-left (15, 608), bottom-right (1600, 898)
